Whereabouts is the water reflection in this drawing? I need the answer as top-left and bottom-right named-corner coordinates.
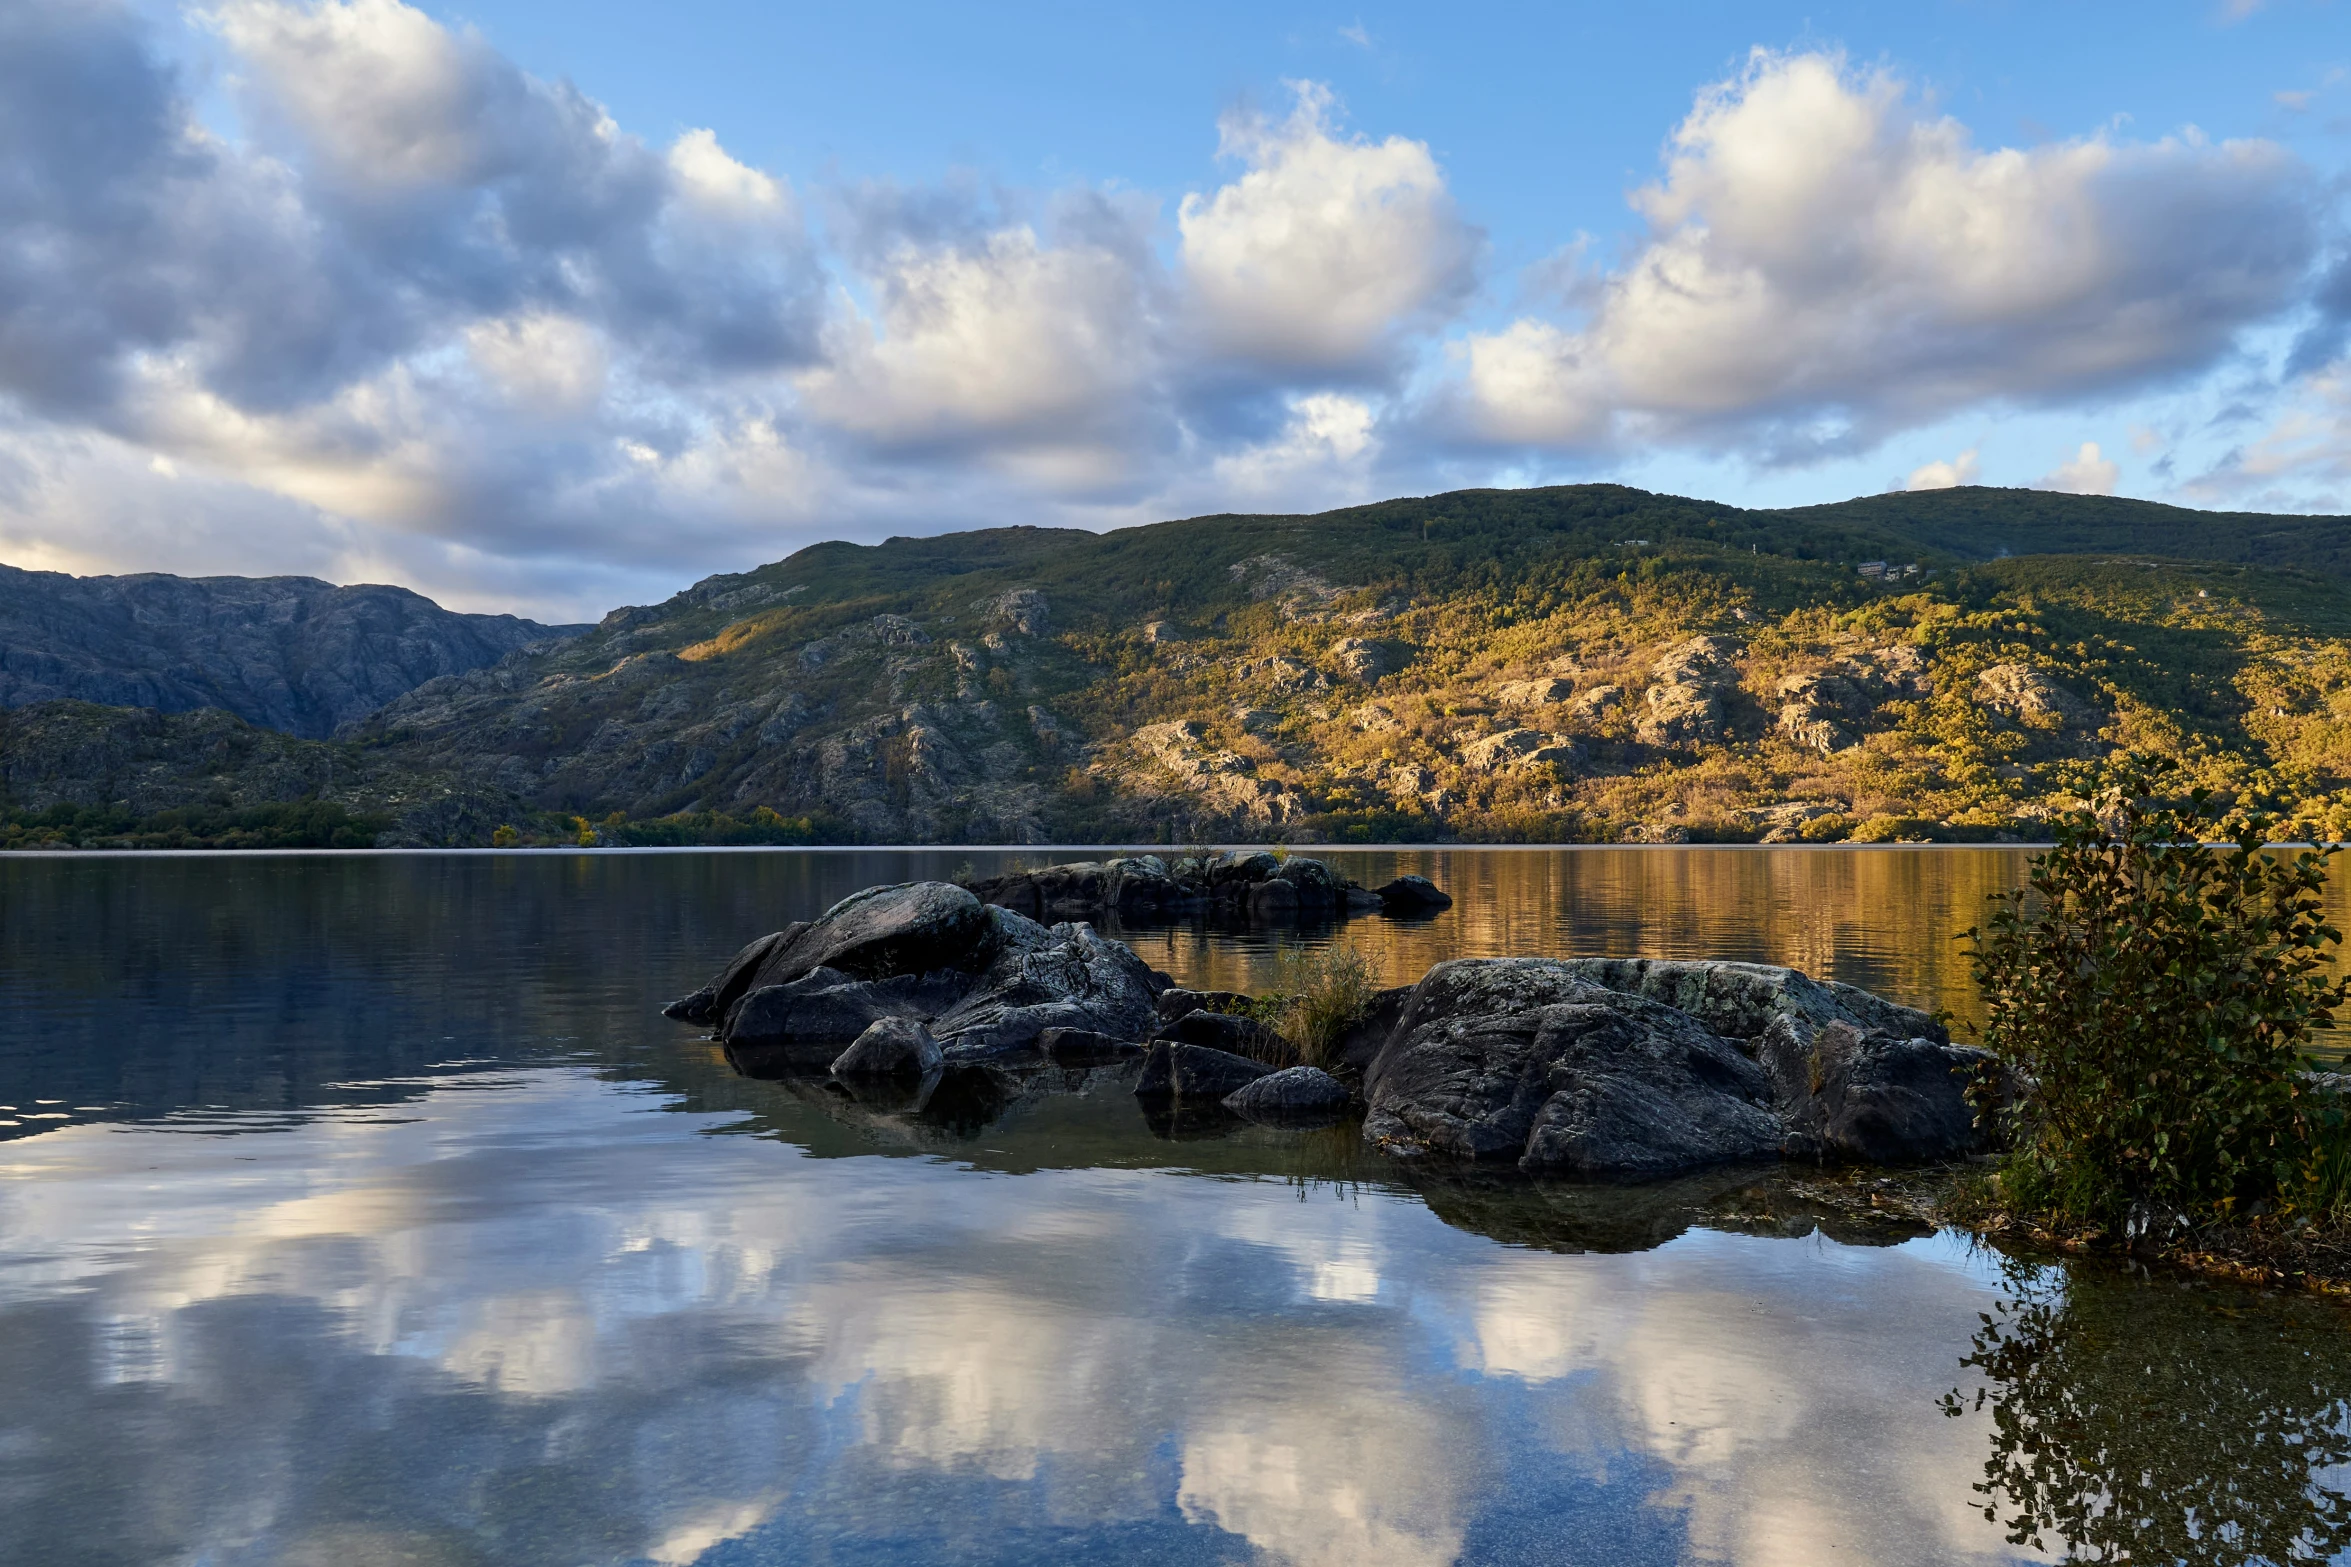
top-left (6, 850), bottom-right (2348, 1566)
top-left (1943, 1257), bottom-right (2351, 1564)
top-left (1, 846), bottom-right (2038, 1145)
top-left (0, 1068), bottom-right (2036, 1567)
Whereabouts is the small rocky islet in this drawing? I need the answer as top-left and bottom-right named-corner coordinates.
top-left (665, 862), bottom-right (1996, 1179)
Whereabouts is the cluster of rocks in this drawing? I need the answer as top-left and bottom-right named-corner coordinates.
top-left (965, 852), bottom-right (1451, 925)
top-left (667, 880), bottom-right (1999, 1179)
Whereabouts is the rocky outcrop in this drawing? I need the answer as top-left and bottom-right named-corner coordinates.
top-left (667, 881), bottom-right (1163, 1070)
top-left (0, 563), bottom-right (582, 738)
top-left (1458, 727), bottom-right (1582, 774)
top-left (967, 851), bottom-right (1437, 925)
top-left (1635, 636), bottom-right (1742, 747)
top-left (1360, 957), bottom-right (1979, 1179)
top-left (1773, 645), bottom-right (1933, 755)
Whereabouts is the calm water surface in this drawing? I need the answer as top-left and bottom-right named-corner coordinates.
top-left (2, 848), bottom-right (2346, 1567)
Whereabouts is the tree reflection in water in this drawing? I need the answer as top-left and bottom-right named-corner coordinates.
top-left (1942, 1256), bottom-right (2351, 1564)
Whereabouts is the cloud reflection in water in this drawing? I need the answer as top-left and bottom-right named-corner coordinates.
top-left (0, 1064), bottom-right (2058, 1567)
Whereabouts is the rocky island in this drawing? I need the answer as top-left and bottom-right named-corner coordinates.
top-left (667, 878), bottom-right (1995, 1179)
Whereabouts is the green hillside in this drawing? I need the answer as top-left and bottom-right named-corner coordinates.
top-left (8, 483), bottom-right (2351, 848)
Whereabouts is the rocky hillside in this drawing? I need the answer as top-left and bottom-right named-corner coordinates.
top-left (0, 564), bottom-right (584, 738)
top-left (11, 483), bottom-right (2351, 846)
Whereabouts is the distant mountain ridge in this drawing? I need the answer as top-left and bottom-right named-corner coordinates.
top-left (9, 482), bottom-right (2351, 848)
top-left (0, 565), bottom-right (587, 739)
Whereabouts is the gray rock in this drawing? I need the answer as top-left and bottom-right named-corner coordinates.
top-left (663, 923), bottom-right (806, 1025)
top-left (1362, 959), bottom-right (1782, 1179)
top-left (671, 882), bottom-right (996, 1038)
top-left (775, 882), bottom-right (993, 984)
top-left (1134, 1041), bottom-right (1272, 1103)
top-left (1759, 1018), bottom-right (1998, 1163)
top-left (1333, 985), bottom-right (1414, 1077)
top-left (726, 967), bottom-right (971, 1063)
top-left (1224, 1066), bottom-right (1351, 1121)
top-left (1372, 875), bottom-right (1452, 912)
top-left (1156, 1007), bottom-right (1295, 1065)
top-left (1154, 987), bottom-right (1253, 1024)
top-left (830, 1017), bottom-right (944, 1079)
top-left (1038, 1028), bottom-right (1146, 1064)
top-left (1553, 958), bottom-right (1944, 1044)
top-left (930, 916), bottom-right (1161, 1056)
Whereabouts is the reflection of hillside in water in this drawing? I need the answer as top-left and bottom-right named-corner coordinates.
top-left (1119, 847), bottom-right (2032, 1035)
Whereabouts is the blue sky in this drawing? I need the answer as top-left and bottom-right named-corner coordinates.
top-left (1, 0), bottom-right (2346, 618)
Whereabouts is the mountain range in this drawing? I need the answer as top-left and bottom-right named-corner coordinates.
top-left (6, 484), bottom-right (2351, 847)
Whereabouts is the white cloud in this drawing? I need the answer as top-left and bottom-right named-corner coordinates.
top-left (2041, 440), bottom-right (2119, 494)
top-left (1209, 392), bottom-right (1380, 502)
top-left (1179, 82), bottom-right (1477, 376)
top-left (797, 225), bottom-right (1153, 476)
top-left (1457, 50), bottom-right (2315, 460)
top-left (1904, 447), bottom-right (1980, 490)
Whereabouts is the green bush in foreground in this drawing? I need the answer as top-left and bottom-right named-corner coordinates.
top-left (1967, 758), bottom-right (2349, 1230)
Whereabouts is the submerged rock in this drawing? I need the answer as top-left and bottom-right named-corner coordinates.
top-left (1223, 1065), bottom-right (1351, 1122)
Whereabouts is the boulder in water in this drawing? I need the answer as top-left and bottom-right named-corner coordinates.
top-left (1372, 875), bottom-right (1452, 912)
top-left (1224, 1065), bottom-right (1351, 1122)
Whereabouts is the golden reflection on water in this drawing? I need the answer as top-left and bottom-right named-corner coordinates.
top-left (1117, 847), bottom-right (2032, 1036)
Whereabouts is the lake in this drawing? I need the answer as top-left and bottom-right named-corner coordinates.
top-left (2, 847), bottom-right (2346, 1567)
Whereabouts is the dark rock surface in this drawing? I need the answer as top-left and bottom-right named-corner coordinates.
top-left (1759, 1018), bottom-right (1997, 1164)
top-left (1153, 1007), bottom-right (1295, 1065)
top-left (1223, 1065), bottom-right (1350, 1122)
top-left (0, 563), bottom-right (581, 738)
top-left (1153, 988), bottom-right (1253, 1024)
top-left (674, 883), bottom-right (1990, 1179)
top-left (1037, 1028), bottom-right (1146, 1064)
top-left (830, 1017), bottom-right (944, 1079)
top-left (1361, 957), bottom-right (1977, 1179)
top-left (967, 851), bottom-right (1426, 927)
top-left (671, 881), bottom-right (1160, 1069)
top-left (1134, 1041), bottom-right (1271, 1103)
top-left (1370, 875), bottom-right (1453, 912)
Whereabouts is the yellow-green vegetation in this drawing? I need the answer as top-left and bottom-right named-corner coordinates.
top-left (1966, 760), bottom-right (2351, 1236)
top-left (1250, 945), bottom-right (1379, 1067)
top-left (14, 484), bottom-right (2351, 845)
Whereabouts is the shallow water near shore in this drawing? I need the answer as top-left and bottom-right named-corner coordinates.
top-left (3, 847), bottom-right (2348, 1566)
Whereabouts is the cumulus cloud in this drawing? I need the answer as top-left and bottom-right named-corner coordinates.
top-left (797, 217), bottom-right (1157, 485)
top-left (2041, 441), bottom-right (2120, 494)
top-left (1179, 82), bottom-right (1477, 377)
top-left (1457, 50), bottom-right (2316, 460)
top-left (1904, 447), bottom-right (1980, 490)
top-left (1209, 392), bottom-right (1382, 504)
top-left (0, 6), bottom-right (2340, 618)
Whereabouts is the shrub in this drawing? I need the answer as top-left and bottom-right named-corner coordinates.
top-left (1966, 757), bottom-right (2348, 1228)
top-left (1252, 945), bottom-right (1378, 1068)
